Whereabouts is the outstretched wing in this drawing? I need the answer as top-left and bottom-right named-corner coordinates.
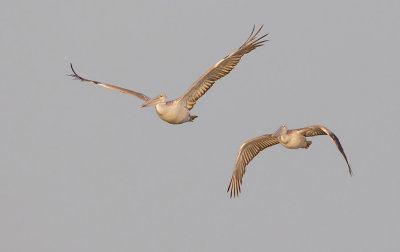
top-left (178, 25), bottom-right (268, 110)
top-left (228, 134), bottom-right (279, 198)
top-left (296, 125), bottom-right (353, 176)
top-left (69, 64), bottom-right (150, 101)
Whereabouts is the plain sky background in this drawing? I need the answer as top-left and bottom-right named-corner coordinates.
top-left (1, 0), bottom-right (399, 251)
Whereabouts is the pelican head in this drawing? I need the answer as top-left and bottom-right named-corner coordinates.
top-left (140, 94), bottom-right (167, 108)
top-left (272, 124), bottom-right (287, 137)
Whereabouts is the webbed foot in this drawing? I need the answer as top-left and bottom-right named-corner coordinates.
top-left (189, 115), bottom-right (198, 122)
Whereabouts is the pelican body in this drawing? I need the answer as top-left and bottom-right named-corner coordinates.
top-left (274, 124), bottom-right (312, 149)
top-left (227, 124), bottom-right (352, 198)
top-left (152, 98), bottom-right (196, 123)
top-left (69, 26), bottom-right (268, 124)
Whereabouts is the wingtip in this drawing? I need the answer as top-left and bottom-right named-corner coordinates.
top-left (227, 178), bottom-right (239, 199)
top-left (69, 63), bottom-right (77, 75)
top-left (68, 63), bottom-right (85, 82)
top-left (349, 167), bottom-right (354, 177)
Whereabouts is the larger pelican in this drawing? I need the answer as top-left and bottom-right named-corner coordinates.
top-left (228, 125), bottom-right (352, 198)
top-left (69, 26), bottom-right (267, 124)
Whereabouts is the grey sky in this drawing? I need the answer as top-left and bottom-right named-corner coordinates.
top-left (1, 0), bottom-right (399, 251)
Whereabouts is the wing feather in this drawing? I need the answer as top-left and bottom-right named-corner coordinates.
top-left (296, 125), bottom-right (353, 176)
top-left (227, 134), bottom-right (279, 198)
top-left (178, 26), bottom-right (268, 110)
top-left (69, 64), bottom-right (150, 101)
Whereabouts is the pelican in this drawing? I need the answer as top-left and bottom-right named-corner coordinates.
top-left (69, 26), bottom-right (268, 124)
top-left (227, 125), bottom-right (352, 198)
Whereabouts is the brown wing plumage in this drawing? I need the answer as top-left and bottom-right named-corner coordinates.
top-left (227, 134), bottom-right (279, 198)
top-left (296, 125), bottom-right (353, 176)
top-left (178, 25), bottom-right (268, 110)
top-left (69, 64), bottom-right (150, 101)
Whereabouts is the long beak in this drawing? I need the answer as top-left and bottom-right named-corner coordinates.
top-left (140, 96), bottom-right (161, 108)
top-left (272, 126), bottom-right (284, 137)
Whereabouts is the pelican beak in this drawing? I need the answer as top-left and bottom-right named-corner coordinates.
top-left (272, 126), bottom-right (284, 137)
top-left (140, 96), bottom-right (162, 108)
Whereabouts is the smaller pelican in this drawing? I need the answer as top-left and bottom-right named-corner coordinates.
top-left (69, 26), bottom-right (268, 124)
top-left (228, 125), bottom-right (352, 198)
